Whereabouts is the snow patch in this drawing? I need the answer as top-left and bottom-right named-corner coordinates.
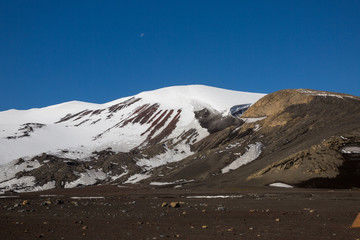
top-left (40, 195), bottom-right (62, 197)
top-left (110, 170), bottom-right (128, 181)
top-left (0, 159), bottom-right (41, 182)
top-left (186, 195), bottom-right (243, 199)
top-left (124, 173), bottom-right (151, 184)
top-left (70, 197), bottom-right (104, 200)
top-left (221, 142), bottom-right (263, 173)
top-left (0, 176), bottom-right (56, 193)
top-left (341, 146), bottom-right (360, 154)
top-left (298, 89), bottom-right (357, 100)
top-left (150, 181), bottom-right (177, 186)
top-left (253, 124), bottom-right (261, 132)
top-left (225, 142), bottom-right (241, 150)
top-left (269, 183), bottom-right (294, 188)
top-left (150, 179), bottom-right (194, 186)
top-left (31, 181), bottom-right (56, 192)
top-left (0, 176), bottom-right (36, 193)
top-left (240, 117), bottom-right (267, 123)
top-left (136, 142), bottom-right (193, 170)
top-left (65, 169), bottom-right (107, 188)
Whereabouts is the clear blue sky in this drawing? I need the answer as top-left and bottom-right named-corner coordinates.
top-left (1, 0), bottom-right (359, 110)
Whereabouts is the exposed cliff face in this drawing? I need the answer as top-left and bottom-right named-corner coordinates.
top-left (247, 134), bottom-right (359, 185)
top-left (241, 89), bottom-right (314, 119)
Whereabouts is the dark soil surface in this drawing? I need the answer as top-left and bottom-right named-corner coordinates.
top-left (1, 185), bottom-right (360, 240)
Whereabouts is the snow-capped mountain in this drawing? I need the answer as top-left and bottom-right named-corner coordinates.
top-left (1, 86), bottom-right (359, 193)
top-left (0, 85), bottom-right (265, 165)
top-left (0, 85), bottom-right (268, 193)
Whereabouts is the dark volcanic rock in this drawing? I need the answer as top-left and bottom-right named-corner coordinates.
top-left (194, 108), bottom-right (243, 134)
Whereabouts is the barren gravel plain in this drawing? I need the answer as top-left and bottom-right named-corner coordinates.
top-left (1, 185), bottom-right (360, 240)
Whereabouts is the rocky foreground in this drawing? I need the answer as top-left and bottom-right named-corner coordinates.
top-left (1, 185), bottom-right (360, 240)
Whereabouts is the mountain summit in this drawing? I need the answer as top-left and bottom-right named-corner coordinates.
top-left (0, 85), bottom-right (265, 165)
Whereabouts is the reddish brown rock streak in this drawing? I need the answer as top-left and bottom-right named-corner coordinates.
top-left (55, 110), bottom-right (89, 123)
top-left (108, 97), bottom-right (141, 113)
top-left (121, 104), bottom-right (159, 126)
top-left (141, 110), bottom-right (168, 136)
top-left (73, 110), bottom-right (92, 121)
top-left (142, 110), bottom-right (173, 139)
top-left (90, 109), bottom-right (105, 116)
top-left (56, 97), bottom-right (141, 124)
top-left (138, 104), bottom-right (160, 125)
top-left (147, 109), bottom-right (163, 124)
top-left (148, 109), bottom-right (182, 145)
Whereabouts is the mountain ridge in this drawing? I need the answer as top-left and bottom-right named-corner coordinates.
top-left (1, 85), bottom-right (359, 193)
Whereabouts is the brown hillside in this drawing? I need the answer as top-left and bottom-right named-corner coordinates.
top-left (149, 89), bottom-right (360, 189)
